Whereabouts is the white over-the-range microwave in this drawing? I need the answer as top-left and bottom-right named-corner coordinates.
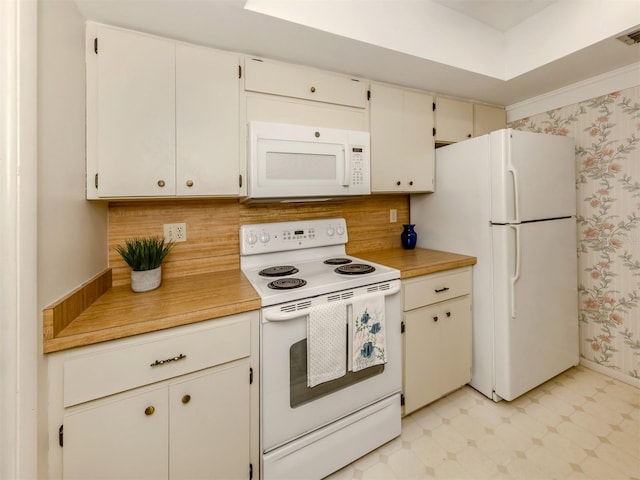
top-left (244, 121), bottom-right (371, 203)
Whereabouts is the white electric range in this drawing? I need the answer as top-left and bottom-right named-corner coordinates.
top-left (240, 218), bottom-right (402, 480)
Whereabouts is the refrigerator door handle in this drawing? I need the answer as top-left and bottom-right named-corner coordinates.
top-left (510, 224), bottom-right (521, 318)
top-left (508, 162), bottom-right (520, 223)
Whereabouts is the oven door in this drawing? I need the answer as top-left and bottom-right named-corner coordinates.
top-left (260, 280), bottom-right (402, 452)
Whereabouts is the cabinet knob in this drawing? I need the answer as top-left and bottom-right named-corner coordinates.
top-left (157, 180), bottom-right (165, 187)
top-left (186, 180), bottom-right (194, 187)
top-left (182, 394), bottom-right (191, 404)
top-left (433, 316), bottom-right (438, 322)
top-left (145, 406), bottom-right (155, 416)
top-left (467, 134), bottom-right (472, 138)
top-left (310, 86), bottom-right (316, 93)
top-left (409, 181), bottom-right (414, 186)
top-left (396, 181), bottom-right (401, 186)
top-left (446, 311), bottom-right (451, 317)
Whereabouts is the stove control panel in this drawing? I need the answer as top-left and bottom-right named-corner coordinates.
top-left (240, 218), bottom-right (348, 255)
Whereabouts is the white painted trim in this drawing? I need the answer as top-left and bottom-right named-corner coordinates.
top-left (506, 62), bottom-right (640, 122)
top-left (580, 359), bottom-right (640, 389)
top-left (0, 0), bottom-right (38, 478)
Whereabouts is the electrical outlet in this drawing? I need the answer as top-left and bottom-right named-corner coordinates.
top-left (164, 223), bottom-right (187, 243)
top-left (390, 209), bottom-right (397, 223)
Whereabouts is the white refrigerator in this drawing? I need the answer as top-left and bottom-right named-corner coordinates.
top-left (411, 129), bottom-right (579, 401)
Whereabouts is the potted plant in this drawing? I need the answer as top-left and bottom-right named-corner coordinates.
top-left (115, 236), bottom-right (175, 292)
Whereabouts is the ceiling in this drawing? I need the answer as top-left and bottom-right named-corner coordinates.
top-left (73, 0), bottom-right (640, 107)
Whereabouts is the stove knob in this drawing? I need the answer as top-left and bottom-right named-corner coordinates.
top-left (336, 226), bottom-right (345, 236)
top-left (247, 232), bottom-right (258, 245)
top-left (326, 227), bottom-right (335, 237)
top-left (259, 232), bottom-right (271, 243)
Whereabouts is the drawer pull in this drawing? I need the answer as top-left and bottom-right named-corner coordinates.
top-left (182, 394), bottom-right (191, 404)
top-left (145, 406), bottom-right (155, 416)
top-left (150, 353), bottom-right (187, 368)
top-left (435, 287), bottom-right (450, 293)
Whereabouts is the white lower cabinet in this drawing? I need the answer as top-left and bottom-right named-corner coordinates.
top-left (402, 267), bottom-right (472, 415)
top-left (48, 312), bottom-right (259, 480)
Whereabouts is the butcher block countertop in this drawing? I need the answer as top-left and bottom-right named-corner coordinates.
top-left (43, 269), bottom-right (261, 353)
top-left (43, 248), bottom-right (475, 353)
top-left (357, 247), bottom-right (477, 279)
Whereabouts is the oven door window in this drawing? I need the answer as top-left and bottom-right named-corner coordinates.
top-left (289, 338), bottom-right (383, 408)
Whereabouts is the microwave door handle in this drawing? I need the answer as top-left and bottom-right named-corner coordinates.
top-left (342, 147), bottom-right (350, 186)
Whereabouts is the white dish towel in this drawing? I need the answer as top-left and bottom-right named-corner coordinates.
top-left (307, 301), bottom-right (347, 387)
top-left (351, 294), bottom-right (386, 372)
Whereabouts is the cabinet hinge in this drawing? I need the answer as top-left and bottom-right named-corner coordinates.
top-left (238, 65), bottom-right (242, 79)
top-left (401, 321), bottom-right (405, 334)
top-left (400, 394), bottom-right (405, 406)
top-left (239, 174), bottom-right (243, 188)
top-left (94, 173), bottom-right (99, 189)
top-left (59, 425), bottom-right (64, 447)
top-left (249, 463), bottom-right (253, 480)
top-left (367, 90), bottom-right (371, 101)
top-left (94, 37), bottom-right (98, 54)
top-left (432, 102), bottom-right (436, 112)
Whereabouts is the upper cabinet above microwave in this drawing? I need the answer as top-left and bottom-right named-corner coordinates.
top-left (85, 23), bottom-right (241, 199)
top-left (244, 57), bottom-right (368, 109)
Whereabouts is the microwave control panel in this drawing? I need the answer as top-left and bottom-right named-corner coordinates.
top-left (350, 146), bottom-right (366, 185)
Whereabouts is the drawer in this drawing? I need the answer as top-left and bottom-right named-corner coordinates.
top-left (63, 312), bottom-right (253, 407)
top-left (244, 57), bottom-right (368, 108)
top-left (402, 267), bottom-right (471, 311)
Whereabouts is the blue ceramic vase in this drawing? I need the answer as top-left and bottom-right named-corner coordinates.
top-left (401, 224), bottom-right (417, 250)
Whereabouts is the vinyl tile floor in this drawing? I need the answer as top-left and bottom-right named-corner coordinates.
top-left (324, 366), bottom-right (640, 479)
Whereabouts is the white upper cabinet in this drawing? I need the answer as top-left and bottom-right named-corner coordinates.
top-left (175, 44), bottom-right (240, 196)
top-left (86, 23), bottom-right (240, 199)
top-left (434, 97), bottom-right (473, 144)
top-left (435, 97), bottom-right (506, 144)
top-left (370, 83), bottom-right (434, 193)
top-left (473, 103), bottom-right (506, 137)
top-left (244, 57), bottom-right (368, 109)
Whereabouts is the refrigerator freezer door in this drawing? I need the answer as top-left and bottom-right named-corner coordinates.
top-left (492, 217), bottom-right (578, 401)
top-left (491, 130), bottom-right (576, 223)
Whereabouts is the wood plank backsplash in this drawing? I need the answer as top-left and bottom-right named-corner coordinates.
top-left (108, 195), bottom-right (410, 286)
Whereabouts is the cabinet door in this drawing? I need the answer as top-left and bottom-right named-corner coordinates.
top-left (474, 104), bottom-right (506, 137)
top-left (370, 83), bottom-right (404, 192)
top-left (370, 83), bottom-right (434, 193)
top-left (169, 362), bottom-right (250, 480)
top-left (92, 25), bottom-right (176, 197)
top-left (438, 296), bottom-right (472, 395)
top-left (434, 97), bottom-right (473, 144)
top-left (244, 57), bottom-right (368, 108)
top-left (176, 45), bottom-right (240, 196)
top-left (63, 385), bottom-right (168, 480)
top-left (403, 305), bottom-right (441, 414)
top-left (403, 89), bottom-right (434, 192)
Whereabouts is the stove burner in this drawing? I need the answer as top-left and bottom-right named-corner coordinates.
top-left (334, 264), bottom-right (376, 275)
top-left (268, 278), bottom-right (308, 290)
top-left (259, 265), bottom-right (299, 277)
top-left (323, 258), bottom-right (353, 265)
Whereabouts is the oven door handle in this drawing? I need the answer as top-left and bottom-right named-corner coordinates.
top-left (262, 282), bottom-right (401, 322)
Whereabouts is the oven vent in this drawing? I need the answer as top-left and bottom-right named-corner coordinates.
top-left (367, 283), bottom-right (391, 293)
top-left (328, 291), bottom-right (354, 301)
top-left (618, 29), bottom-right (640, 45)
top-left (281, 300), bottom-right (312, 313)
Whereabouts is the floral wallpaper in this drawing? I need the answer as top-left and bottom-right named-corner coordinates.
top-left (509, 86), bottom-right (640, 383)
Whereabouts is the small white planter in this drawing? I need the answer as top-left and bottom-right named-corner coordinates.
top-left (130, 266), bottom-right (162, 293)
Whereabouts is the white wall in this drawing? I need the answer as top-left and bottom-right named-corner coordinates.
top-left (37, 0), bottom-right (108, 475)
